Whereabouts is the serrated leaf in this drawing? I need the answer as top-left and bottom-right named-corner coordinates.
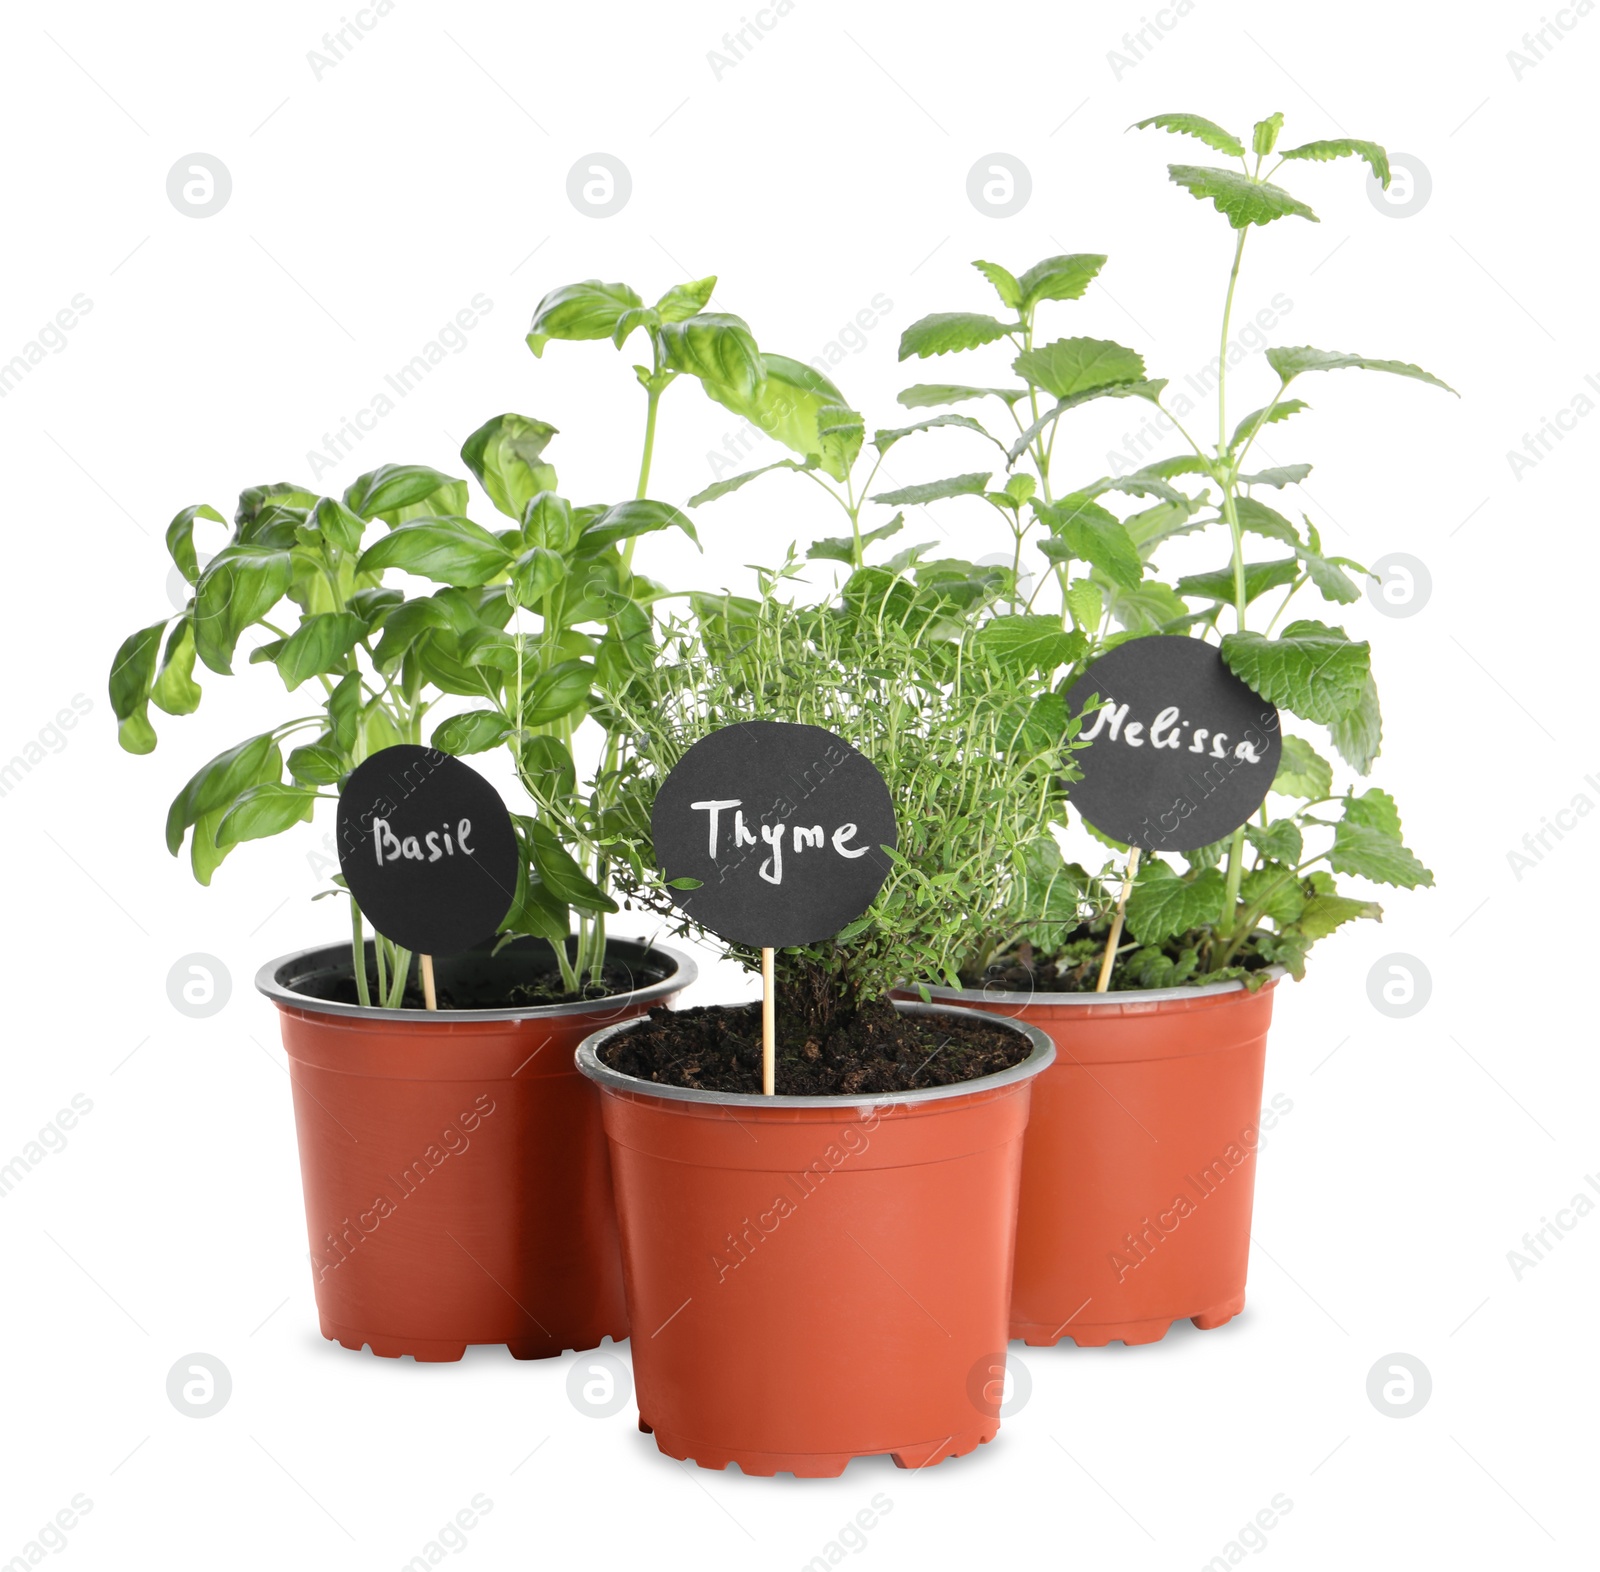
top-left (1240, 464), bottom-right (1312, 488)
top-left (1132, 113), bottom-right (1246, 157)
top-left (1017, 252), bottom-right (1107, 309)
top-left (897, 313), bottom-right (1016, 360)
top-left (972, 259), bottom-right (1021, 309)
top-left (1342, 787), bottom-right (1402, 839)
top-left (1241, 861), bottom-right (1306, 926)
top-left (1246, 819), bottom-right (1303, 863)
top-left (1234, 495), bottom-right (1300, 545)
top-left (1328, 824), bottom-right (1433, 888)
top-left (1036, 496), bottom-right (1143, 590)
top-left (806, 516), bottom-right (904, 565)
top-left (1168, 165), bottom-right (1318, 228)
top-left (1125, 866), bottom-right (1228, 943)
top-left (1298, 892), bottom-right (1383, 939)
top-left (1272, 735), bottom-right (1333, 799)
top-left (1006, 379), bottom-right (1166, 464)
top-left (1064, 578), bottom-right (1102, 632)
top-left (872, 412), bottom-right (992, 454)
top-left (869, 471), bottom-right (991, 507)
top-left (1177, 558), bottom-right (1299, 605)
top-left (688, 456), bottom-right (813, 507)
top-left (975, 614), bottom-right (1084, 675)
top-left (1328, 675), bottom-right (1382, 774)
top-left (1012, 337), bottom-right (1146, 400)
top-left (1220, 620), bottom-right (1371, 724)
top-left (1231, 398), bottom-right (1309, 449)
top-left (1279, 139), bottom-right (1390, 187)
top-left (1253, 112), bottom-right (1285, 155)
top-left (896, 383), bottom-right (1029, 408)
top-left (1266, 346), bottom-right (1455, 394)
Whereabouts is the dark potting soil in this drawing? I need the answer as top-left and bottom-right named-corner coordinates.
top-left (318, 961), bottom-right (644, 1010)
top-left (598, 998), bottom-right (1029, 1096)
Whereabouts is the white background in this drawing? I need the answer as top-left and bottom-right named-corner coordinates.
top-left (1, 0), bottom-right (1593, 1567)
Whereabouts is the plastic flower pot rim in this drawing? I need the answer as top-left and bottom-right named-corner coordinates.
top-left (908, 966), bottom-right (1288, 1010)
top-left (576, 999), bottom-right (1055, 1111)
top-left (255, 935), bottom-right (698, 1024)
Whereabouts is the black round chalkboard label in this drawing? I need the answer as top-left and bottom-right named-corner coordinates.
top-left (1063, 636), bottom-right (1281, 852)
top-left (336, 745), bottom-right (519, 955)
top-left (652, 721), bottom-right (897, 948)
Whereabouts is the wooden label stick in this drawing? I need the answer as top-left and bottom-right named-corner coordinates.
top-left (420, 953), bottom-right (438, 1011)
top-left (761, 946), bottom-right (775, 1096)
top-left (1095, 847), bottom-right (1141, 993)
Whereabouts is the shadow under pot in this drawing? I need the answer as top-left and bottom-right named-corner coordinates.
top-left (256, 936), bottom-right (696, 1361)
top-left (898, 973), bottom-right (1281, 1348)
top-left (576, 1000), bottom-right (1054, 1477)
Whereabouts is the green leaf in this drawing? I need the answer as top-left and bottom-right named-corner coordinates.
top-left (1241, 861), bottom-right (1306, 926)
top-left (1298, 541), bottom-right (1363, 605)
top-left (1064, 578), bottom-right (1102, 632)
top-left (510, 545), bottom-right (567, 608)
top-left (1272, 735), bottom-right (1333, 799)
top-left (897, 313), bottom-right (1016, 360)
top-left (1278, 139), bottom-right (1390, 187)
top-left (1233, 495), bottom-right (1300, 546)
top-left (1006, 379), bottom-right (1166, 463)
top-left (1266, 345), bottom-right (1456, 395)
top-left (529, 819), bottom-right (617, 913)
top-left (1036, 496), bottom-right (1143, 590)
top-left (1012, 337), bottom-right (1145, 400)
top-left (972, 259), bottom-right (1021, 309)
top-left (520, 735), bottom-right (577, 803)
top-left (522, 659), bottom-right (593, 726)
top-left (816, 402), bottom-right (865, 479)
top-left (869, 472), bottom-right (991, 507)
top-left (1231, 398), bottom-right (1309, 449)
top-left (1252, 111), bottom-right (1285, 156)
top-left (1328, 675), bottom-right (1382, 774)
top-left (150, 620), bottom-right (202, 717)
top-left (1342, 786), bottom-right (1402, 839)
top-left (460, 414), bottom-right (560, 522)
top-left (287, 742), bottom-right (344, 785)
top-left (1246, 819), bottom-right (1302, 863)
top-left (709, 354), bottom-right (857, 479)
top-left (1239, 464), bottom-right (1312, 488)
top-left (193, 545), bottom-right (293, 674)
top-left (807, 516), bottom-right (904, 565)
top-left (660, 312), bottom-right (764, 403)
top-left (654, 276), bottom-right (717, 322)
top-left (109, 620), bottom-right (167, 753)
top-left (259, 611), bottom-right (365, 689)
top-left (1125, 866), bottom-right (1228, 943)
top-left (165, 504), bottom-right (225, 585)
top-left (1132, 112), bottom-right (1246, 157)
top-left (1298, 892), bottom-right (1383, 940)
top-left (1177, 557), bottom-right (1299, 605)
top-left (1103, 579), bottom-right (1188, 635)
top-left (344, 465), bottom-right (468, 524)
top-left (975, 614), bottom-right (1085, 675)
top-left (166, 733), bottom-right (281, 857)
top-left (576, 499), bottom-right (699, 554)
top-left (1328, 825), bottom-right (1433, 888)
top-left (309, 496), bottom-right (367, 554)
top-left (872, 412), bottom-right (992, 454)
top-left (688, 457), bottom-right (813, 507)
top-left (432, 709), bottom-right (512, 755)
top-left (1168, 165), bottom-right (1318, 228)
top-left (357, 517), bottom-right (512, 587)
top-left (215, 782), bottom-right (316, 848)
top-left (896, 383), bottom-right (1028, 409)
top-left (1221, 619), bottom-right (1371, 724)
top-left (1017, 253), bottom-right (1107, 309)
top-left (527, 280), bottom-right (643, 356)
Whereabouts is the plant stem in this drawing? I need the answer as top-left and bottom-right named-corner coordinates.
top-left (374, 930), bottom-right (388, 1002)
top-left (350, 899), bottom-right (371, 1008)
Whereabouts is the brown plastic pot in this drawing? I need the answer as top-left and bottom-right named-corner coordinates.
top-left (256, 936), bottom-right (694, 1361)
top-left (898, 975), bottom-right (1280, 1348)
top-left (576, 1001), bottom-right (1054, 1477)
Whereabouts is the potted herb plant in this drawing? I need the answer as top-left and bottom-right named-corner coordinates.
top-left (883, 113), bottom-right (1445, 1346)
top-left (580, 575), bottom-right (1058, 1474)
top-left (108, 276), bottom-right (845, 1360)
